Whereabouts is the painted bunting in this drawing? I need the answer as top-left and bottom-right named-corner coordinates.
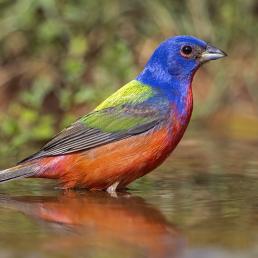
top-left (0, 35), bottom-right (226, 192)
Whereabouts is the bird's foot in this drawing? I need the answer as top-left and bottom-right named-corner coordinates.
top-left (106, 181), bottom-right (120, 197)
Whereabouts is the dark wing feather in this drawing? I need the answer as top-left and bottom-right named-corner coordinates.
top-left (19, 103), bottom-right (168, 163)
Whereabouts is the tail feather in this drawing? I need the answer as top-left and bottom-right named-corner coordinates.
top-left (0, 163), bottom-right (39, 183)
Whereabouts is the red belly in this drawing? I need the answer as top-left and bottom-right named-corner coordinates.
top-left (36, 126), bottom-right (178, 190)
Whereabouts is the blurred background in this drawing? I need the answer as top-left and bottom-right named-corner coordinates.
top-left (0, 0), bottom-right (257, 158)
top-left (0, 3), bottom-right (258, 257)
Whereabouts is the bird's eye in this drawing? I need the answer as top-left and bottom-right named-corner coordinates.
top-left (181, 45), bottom-right (193, 57)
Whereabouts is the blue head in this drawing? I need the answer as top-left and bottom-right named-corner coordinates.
top-left (136, 35), bottom-right (226, 96)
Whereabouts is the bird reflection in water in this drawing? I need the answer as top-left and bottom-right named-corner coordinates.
top-left (0, 192), bottom-right (185, 258)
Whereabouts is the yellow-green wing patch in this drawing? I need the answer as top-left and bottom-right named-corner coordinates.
top-left (95, 80), bottom-right (154, 111)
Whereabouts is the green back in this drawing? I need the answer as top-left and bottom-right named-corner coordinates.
top-left (94, 80), bottom-right (154, 111)
top-left (80, 80), bottom-right (159, 133)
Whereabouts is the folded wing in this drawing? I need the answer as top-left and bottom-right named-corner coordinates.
top-left (19, 101), bottom-right (168, 163)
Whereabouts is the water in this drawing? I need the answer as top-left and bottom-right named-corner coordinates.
top-left (0, 128), bottom-right (258, 258)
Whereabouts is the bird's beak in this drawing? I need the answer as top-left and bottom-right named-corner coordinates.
top-left (200, 44), bottom-right (227, 63)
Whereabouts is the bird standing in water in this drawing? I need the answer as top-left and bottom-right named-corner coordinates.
top-left (0, 35), bottom-right (226, 192)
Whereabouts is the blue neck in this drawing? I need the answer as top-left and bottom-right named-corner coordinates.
top-left (136, 66), bottom-right (193, 116)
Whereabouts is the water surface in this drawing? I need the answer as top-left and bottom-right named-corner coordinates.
top-left (0, 128), bottom-right (258, 258)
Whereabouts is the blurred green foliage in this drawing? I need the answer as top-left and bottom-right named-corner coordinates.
top-left (0, 0), bottom-right (257, 157)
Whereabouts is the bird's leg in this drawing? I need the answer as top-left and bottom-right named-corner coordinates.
top-left (106, 181), bottom-right (119, 197)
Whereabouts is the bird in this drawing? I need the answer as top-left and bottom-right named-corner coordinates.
top-left (0, 35), bottom-right (227, 192)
